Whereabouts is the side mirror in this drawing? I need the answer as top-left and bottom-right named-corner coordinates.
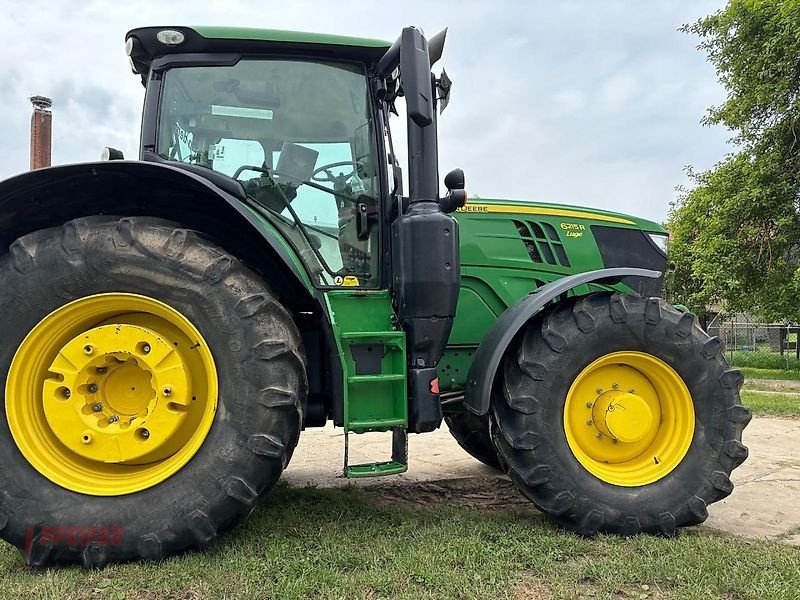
top-left (101, 147), bottom-right (124, 161)
top-left (444, 168), bottom-right (465, 191)
top-left (439, 168), bottom-right (467, 213)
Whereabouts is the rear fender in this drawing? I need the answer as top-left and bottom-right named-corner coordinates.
top-left (0, 160), bottom-right (315, 298)
top-left (463, 267), bottom-right (661, 415)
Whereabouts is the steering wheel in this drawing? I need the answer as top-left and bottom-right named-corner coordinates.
top-left (233, 163), bottom-right (360, 208)
top-left (311, 161), bottom-right (356, 184)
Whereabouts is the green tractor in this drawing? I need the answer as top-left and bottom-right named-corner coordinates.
top-left (0, 25), bottom-right (749, 567)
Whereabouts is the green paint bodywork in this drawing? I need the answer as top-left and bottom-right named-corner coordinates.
top-left (463, 197), bottom-right (665, 233)
top-left (192, 26), bottom-right (392, 50)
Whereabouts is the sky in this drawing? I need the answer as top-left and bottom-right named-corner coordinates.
top-left (0, 0), bottom-right (730, 223)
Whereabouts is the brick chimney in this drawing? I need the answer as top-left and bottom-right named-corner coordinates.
top-left (29, 96), bottom-right (53, 170)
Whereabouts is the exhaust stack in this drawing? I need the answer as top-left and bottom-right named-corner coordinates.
top-left (29, 95), bottom-right (53, 170)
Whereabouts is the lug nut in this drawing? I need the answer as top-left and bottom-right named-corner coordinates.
top-left (81, 434), bottom-right (92, 445)
top-left (108, 415), bottom-right (119, 424)
top-left (97, 367), bottom-right (107, 374)
top-left (586, 419), bottom-right (593, 426)
top-left (140, 429), bottom-right (150, 439)
top-left (629, 389), bottom-right (636, 394)
top-left (585, 402), bottom-right (593, 408)
top-left (162, 387), bottom-right (172, 397)
top-left (83, 345), bottom-right (93, 355)
top-left (63, 389), bottom-right (71, 399)
top-left (87, 383), bottom-right (99, 394)
top-left (596, 432), bottom-right (603, 439)
top-left (142, 344), bottom-right (151, 355)
top-left (596, 388), bottom-right (603, 394)
top-left (92, 402), bottom-right (103, 412)
top-left (612, 383), bottom-right (620, 390)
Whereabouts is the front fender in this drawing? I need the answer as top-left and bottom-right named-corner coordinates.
top-left (0, 160), bottom-right (315, 297)
top-left (463, 267), bottom-right (661, 415)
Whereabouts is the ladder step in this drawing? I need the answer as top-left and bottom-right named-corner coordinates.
top-left (347, 374), bottom-right (405, 384)
top-left (344, 427), bottom-right (408, 478)
top-left (346, 461), bottom-right (408, 479)
top-left (348, 418), bottom-right (407, 431)
top-left (340, 331), bottom-right (404, 340)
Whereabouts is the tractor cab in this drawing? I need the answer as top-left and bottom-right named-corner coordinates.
top-left (153, 54), bottom-right (381, 286)
top-left (125, 26), bottom-right (458, 291)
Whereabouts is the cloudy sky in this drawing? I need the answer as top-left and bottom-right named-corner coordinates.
top-left (1, 0), bottom-right (729, 223)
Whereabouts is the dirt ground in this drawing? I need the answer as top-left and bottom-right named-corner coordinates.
top-left (283, 416), bottom-right (800, 545)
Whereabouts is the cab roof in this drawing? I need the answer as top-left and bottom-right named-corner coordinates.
top-left (126, 26), bottom-right (392, 76)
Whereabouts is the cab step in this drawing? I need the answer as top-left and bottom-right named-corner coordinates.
top-left (344, 427), bottom-right (408, 479)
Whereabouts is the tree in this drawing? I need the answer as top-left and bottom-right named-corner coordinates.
top-left (670, 0), bottom-right (800, 321)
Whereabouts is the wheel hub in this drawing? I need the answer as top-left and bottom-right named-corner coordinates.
top-left (43, 323), bottom-right (191, 464)
top-left (563, 351), bottom-right (695, 487)
top-left (592, 390), bottom-right (653, 444)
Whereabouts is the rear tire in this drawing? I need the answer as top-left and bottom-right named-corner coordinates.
top-left (491, 292), bottom-right (750, 536)
top-left (444, 412), bottom-right (502, 470)
top-left (0, 216), bottom-right (307, 566)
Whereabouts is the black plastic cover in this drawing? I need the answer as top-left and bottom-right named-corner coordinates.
top-left (392, 200), bottom-right (460, 368)
top-left (408, 367), bottom-right (443, 433)
top-left (351, 343), bottom-right (383, 375)
top-left (399, 28), bottom-right (434, 128)
top-left (592, 226), bottom-right (667, 297)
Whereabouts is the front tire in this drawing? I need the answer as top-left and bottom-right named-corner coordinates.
top-left (444, 412), bottom-right (502, 470)
top-left (0, 216), bottom-right (307, 566)
top-left (492, 292), bottom-right (751, 535)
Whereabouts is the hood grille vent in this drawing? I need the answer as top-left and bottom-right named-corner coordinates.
top-left (513, 220), bottom-right (571, 268)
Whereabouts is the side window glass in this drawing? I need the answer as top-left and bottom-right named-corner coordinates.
top-left (272, 142), bottom-right (378, 286)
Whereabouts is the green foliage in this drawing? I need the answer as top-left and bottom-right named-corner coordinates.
top-left (670, 0), bottom-right (800, 320)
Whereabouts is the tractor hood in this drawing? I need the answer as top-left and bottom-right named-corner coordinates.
top-left (456, 198), bottom-right (666, 234)
top-left (454, 197), bottom-right (669, 300)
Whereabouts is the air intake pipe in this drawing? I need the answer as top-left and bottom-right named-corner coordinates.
top-left (379, 27), bottom-right (460, 433)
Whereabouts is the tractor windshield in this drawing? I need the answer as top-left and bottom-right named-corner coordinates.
top-left (157, 59), bottom-right (380, 287)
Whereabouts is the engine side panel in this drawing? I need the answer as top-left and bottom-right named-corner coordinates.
top-left (439, 199), bottom-right (667, 394)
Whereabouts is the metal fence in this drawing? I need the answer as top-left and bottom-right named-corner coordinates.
top-left (707, 314), bottom-right (800, 371)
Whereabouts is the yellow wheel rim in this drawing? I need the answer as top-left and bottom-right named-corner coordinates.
top-left (5, 294), bottom-right (218, 496)
top-left (563, 351), bottom-right (694, 487)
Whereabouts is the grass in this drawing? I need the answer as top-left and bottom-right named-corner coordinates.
top-left (739, 366), bottom-right (800, 417)
top-left (741, 390), bottom-right (800, 418)
top-left (0, 485), bottom-right (798, 600)
top-left (739, 367), bottom-right (800, 381)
